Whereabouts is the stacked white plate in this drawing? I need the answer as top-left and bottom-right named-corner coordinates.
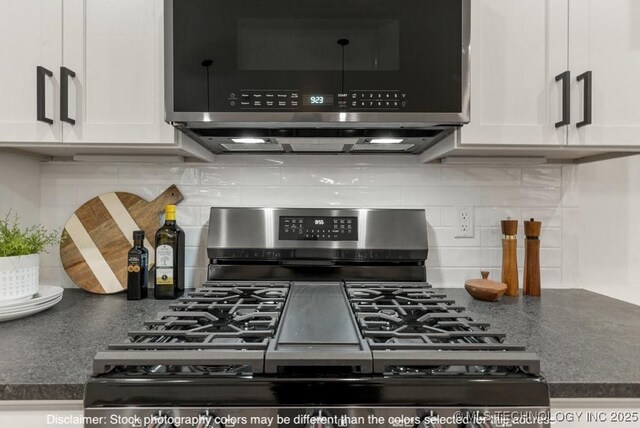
top-left (0, 285), bottom-right (64, 322)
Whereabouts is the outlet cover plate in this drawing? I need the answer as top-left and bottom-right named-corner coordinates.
top-left (454, 206), bottom-right (475, 238)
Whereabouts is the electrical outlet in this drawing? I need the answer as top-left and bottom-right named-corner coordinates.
top-left (454, 206), bottom-right (474, 238)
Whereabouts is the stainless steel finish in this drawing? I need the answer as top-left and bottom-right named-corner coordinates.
top-left (84, 406), bottom-right (550, 428)
top-left (206, 207), bottom-right (428, 253)
top-left (168, 114), bottom-right (468, 128)
top-left (163, 0), bottom-right (471, 137)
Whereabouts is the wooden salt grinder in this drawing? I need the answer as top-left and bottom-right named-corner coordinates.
top-left (524, 218), bottom-right (542, 296)
top-left (501, 219), bottom-right (519, 297)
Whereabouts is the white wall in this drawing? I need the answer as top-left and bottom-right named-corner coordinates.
top-left (569, 155), bottom-right (640, 305)
top-left (0, 153), bottom-right (41, 227)
top-left (37, 155), bottom-right (568, 289)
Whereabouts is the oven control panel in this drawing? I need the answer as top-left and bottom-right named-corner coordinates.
top-left (227, 90), bottom-right (407, 111)
top-left (279, 216), bottom-right (358, 241)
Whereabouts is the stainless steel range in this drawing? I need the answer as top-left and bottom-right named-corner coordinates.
top-left (84, 208), bottom-right (550, 428)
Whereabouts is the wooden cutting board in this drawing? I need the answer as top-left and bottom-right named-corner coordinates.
top-left (60, 185), bottom-right (184, 294)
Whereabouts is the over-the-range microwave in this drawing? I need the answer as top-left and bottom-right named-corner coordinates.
top-left (164, 0), bottom-right (470, 154)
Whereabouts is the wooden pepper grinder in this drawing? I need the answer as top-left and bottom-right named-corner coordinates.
top-left (524, 218), bottom-right (542, 296)
top-left (501, 218), bottom-right (519, 296)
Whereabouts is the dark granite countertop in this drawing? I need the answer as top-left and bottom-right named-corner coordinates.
top-left (1, 288), bottom-right (639, 400)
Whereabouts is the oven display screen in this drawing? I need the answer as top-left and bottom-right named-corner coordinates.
top-left (279, 216), bottom-right (357, 241)
top-left (303, 95), bottom-right (334, 106)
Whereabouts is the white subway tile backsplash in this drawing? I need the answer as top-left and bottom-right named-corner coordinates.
top-left (361, 167), bottom-right (441, 187)
top-left (481, 186), bottom-right (561, 207)
top-left (180, 186), bottom-right (241, 206)
top-left (117, 165), bottom-right (199, 185)
top-left (41, 165), bottom-right (117, 184)
top-left (402, 187), bottom-right (483, 207)
top-left (443, 167), bottom-right (521, 187)
top-left (185, 246), bottom-right (207, 268)
top-left (281, 167), bottom-right (360, 186)
top-left (239, 167), bottom-right (281, 186)
top-left (540, 248), bottom-right (562, 268)
top-left (38, 155), bottom-right (571, 288)
top-left (200, 167), bottom-right (241, 186)
top-left (475, 207), bottom-right (521, 227)
top-left (40, 186), bottom-right (76, 207)
top-left (40, 266), bottom-right (75, 288)
top-left (424, 208), bottom-right (442, 228)
top-left (355, 187), bottom-right (403, 207)
top-left (521, 167), bottom-right (562, 187)
top-left (428, 248), bottom-right (491, 268)
top-left (520, 208), bottom-right (562, 227)
top-left (428, 227), bottom-right (482, 247)
top-left (174, 206), bottom-right (200, 226)
top-left (540, 228), bottom-right (561, 248)
top-left (540, 268), bottom-right (562, 288)
top-left (182, 226), bottom-right (207, 247)
top-left (561, 165), bottom-right (579, 208)
top-left (75, 185), bottom-right (160, 205)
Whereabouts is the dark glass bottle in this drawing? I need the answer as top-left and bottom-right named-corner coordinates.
top-left (127, 230), bottom-right (148, 300)
top-left (154, 205), bottom-right (185, 299)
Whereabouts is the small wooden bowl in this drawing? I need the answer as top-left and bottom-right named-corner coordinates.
top-left (465, 271), bottom-right (507, 302)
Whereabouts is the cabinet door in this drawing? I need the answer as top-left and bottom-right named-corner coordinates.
top-left (569, 0), bottom-right (640, 146)
top-left (0, 0), bottom-right (62, 142)
top-left (62, 0), bottom-right (174, 144)
top-left (460, 0), bottom-right (568, 146)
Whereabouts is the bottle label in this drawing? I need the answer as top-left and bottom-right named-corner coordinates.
top-left (127, 255), bottom-right (141, 273)
top-left (155, 245), bottom-right (174, 285)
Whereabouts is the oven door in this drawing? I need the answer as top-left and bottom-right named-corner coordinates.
top-left (165, 0), bottom-right (470, 127)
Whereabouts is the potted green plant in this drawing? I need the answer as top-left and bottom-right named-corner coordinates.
top-left (0, 212), bottom-right (59, 302)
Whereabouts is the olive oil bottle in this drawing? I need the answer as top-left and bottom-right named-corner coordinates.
top-left (154, 205), bottom-right (185, 299)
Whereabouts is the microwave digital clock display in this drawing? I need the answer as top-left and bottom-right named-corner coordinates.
top-left (303, 94), bottom-right (334, 106)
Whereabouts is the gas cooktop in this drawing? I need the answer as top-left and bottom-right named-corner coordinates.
top-left (95, 280), bottom-right (539, 377)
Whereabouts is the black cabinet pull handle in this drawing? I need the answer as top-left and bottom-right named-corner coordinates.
top-left (36, 66), bottom-right (53, 124)
top-left (577, 71), bottom-right (592, 128)
top-left (555, 71), bottom-right (570, 128)
top-left (60, 66), bottom-right (76, 125)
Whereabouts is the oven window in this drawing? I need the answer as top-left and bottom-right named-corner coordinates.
top-left (237, 19), bottom-right (400, 71)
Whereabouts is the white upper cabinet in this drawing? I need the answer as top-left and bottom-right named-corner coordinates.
top-left (0, 0), bottom-right (62, 143)
top-left (461, 0), bottom-right (569, 146)
top-left (61, 0), bottom-right (174, 144)
top-left (568, 0), bottom-right (640, 147)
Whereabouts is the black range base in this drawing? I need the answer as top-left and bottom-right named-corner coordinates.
top-left (85, 281), bottom-right (549, 428)
top-left (84, 208), bottom-right (549, 428)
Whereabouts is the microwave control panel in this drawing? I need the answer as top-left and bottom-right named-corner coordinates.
top-left (279, 216), bottom-right (358, 241)
top-left (227, 90), bottom-right (407, 111)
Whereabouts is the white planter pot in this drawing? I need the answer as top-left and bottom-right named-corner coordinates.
top-left (0, 254), bottom-right (39, 302)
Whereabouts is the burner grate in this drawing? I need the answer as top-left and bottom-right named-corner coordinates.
top-left (346, 282), bottom-right (524, 352)
top-left (109, 282), bottom-right (290, 352)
